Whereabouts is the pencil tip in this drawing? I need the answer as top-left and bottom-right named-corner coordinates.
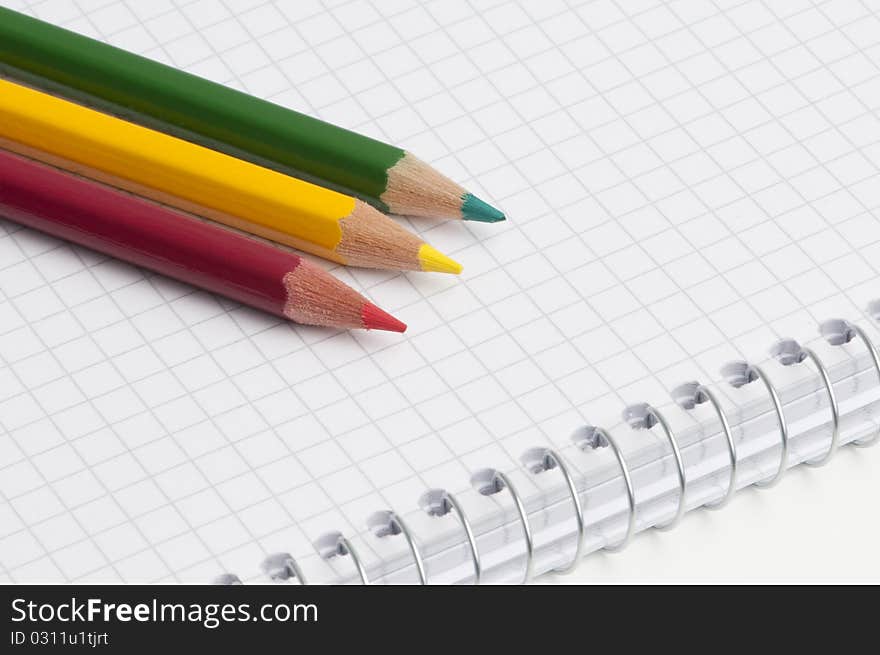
top-left (461, 193), bottom-right (505, 223)
top-left (418, 244), bottom-right (463, 274)
top-left (362, 302), bottom-right (407, 333)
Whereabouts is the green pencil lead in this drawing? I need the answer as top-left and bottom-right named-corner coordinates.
top-left (461, 193), bottom-right (505, 223)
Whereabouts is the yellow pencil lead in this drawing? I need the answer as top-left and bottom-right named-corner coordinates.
top-left (418, 244), bottom-right (463, 275)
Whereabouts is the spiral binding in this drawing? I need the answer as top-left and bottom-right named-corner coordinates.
top-left (420, 489), bottom-right (482, 583)
top-left (315, 531), bottom-right (370, 585)
top-left (571, 426), bottom-right (636, 552)
top-left (623, 404), bottom-right (686, 530)
top-left (368, 510), bottom-right (427, 584)
top-left (472, 468), bottom-right (535, 583)
top-left (214, 304), bottom-right (880, 585)
top-left (213, 573), bottom-right (242, 585)
top-left (672, 381), bottom-right (737, 509)
top-left (820, 318), bottom-right (880, 448)
top-left (770, 339), bottom-right (840, 467)
top-left (721, 360), bottom-right (789, 488)
top-left (522, 448), bottom-right (584, 574)
top-left (260, 552), bottom-right (307, 585)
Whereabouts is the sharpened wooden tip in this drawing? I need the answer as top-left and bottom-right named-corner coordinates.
top-left (383, 152), bottom-right (503, 223)
top-left (337, 201), bottom-right (461, 272)
top-left (283, 260), bottom-right (404, 331)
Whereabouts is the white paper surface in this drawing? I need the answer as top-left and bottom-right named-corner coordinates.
top-left (1, 0), bottom-right (879, 583)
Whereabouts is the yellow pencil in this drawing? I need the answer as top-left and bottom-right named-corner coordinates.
top-left (0, 79), bottom-right (461, 274)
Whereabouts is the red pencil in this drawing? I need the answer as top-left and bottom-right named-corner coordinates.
top-left (0, 150), bottom-right (405, 332)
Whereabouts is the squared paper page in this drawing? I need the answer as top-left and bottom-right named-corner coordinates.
top-left (1, 0), bottom-right (879, 583)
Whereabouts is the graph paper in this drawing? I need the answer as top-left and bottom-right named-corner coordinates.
top-left (1, 0), bottom-right (879, 583)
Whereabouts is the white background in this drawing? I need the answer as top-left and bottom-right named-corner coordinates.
top-left (1, 0), bottom-right (879, 584)
top-left (542, 446), bottom-right (880, 583)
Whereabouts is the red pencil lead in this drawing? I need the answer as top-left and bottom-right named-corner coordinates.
top-left (362, 302), bottom-right (407, 333)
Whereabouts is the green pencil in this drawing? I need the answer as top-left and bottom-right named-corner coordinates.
top-left (0, 7), bottom-right (504, 224)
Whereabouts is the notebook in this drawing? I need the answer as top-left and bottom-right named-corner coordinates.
top-left (1, 0), bottom-right (879, 584)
